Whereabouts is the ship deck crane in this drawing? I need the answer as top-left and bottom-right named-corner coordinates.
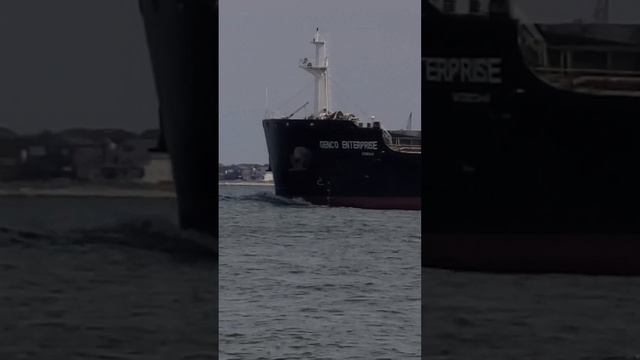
top-left (284, 101), bottom-right (310, 119)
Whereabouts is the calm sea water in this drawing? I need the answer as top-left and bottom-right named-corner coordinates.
top-left (7, 188), bottom-right (636, 359)
top-left (0, 195), bottom-right (217, 360)
top-left (218, 185), bottom-right (421, 359)
top-left (423, 266), bottom-right (640, 359)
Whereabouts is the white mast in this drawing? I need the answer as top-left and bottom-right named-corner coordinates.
top-left (300, 28), bottom-right (330, 115)
top-left (264, 87), bottom-right (270, 118)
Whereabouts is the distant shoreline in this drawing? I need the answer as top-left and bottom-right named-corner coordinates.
top-left (0, 180), bottom-right (274, 198)
top-left (218, 181), bottom-right (274, 187)
top-left (0, 181), bottom-right (176, 198)
top-left (0, 187), bottom-right (176, 198)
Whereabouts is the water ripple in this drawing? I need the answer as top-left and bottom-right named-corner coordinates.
top-left (219, 185), bottom-right (420, 358)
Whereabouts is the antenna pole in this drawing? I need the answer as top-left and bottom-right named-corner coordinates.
top-left (264, 87), bottom-right (270, 118)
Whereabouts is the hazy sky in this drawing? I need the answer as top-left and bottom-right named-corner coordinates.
top-left (220, 0), bottom-right (640, 165)
top-left (0, 1), bottom-right (637, 165)
top-left (0, 1), bottom-right (156, 135)
top-left (220, 0), bottom-right (422, 165)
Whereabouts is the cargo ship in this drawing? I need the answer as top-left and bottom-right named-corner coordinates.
top-left (422, 0), bottom-right (640, 274)
top-left (263, 30), bottom-right (421, 210)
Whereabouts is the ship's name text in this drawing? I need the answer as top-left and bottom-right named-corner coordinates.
top-left (423, 57), bottom-right (502, 84)
top-left (319, 140), bottom-right (378, 150)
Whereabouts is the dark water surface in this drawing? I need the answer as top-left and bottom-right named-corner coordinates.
top-left (423, 268), bottom-right (640, 360)
top-left (219, 185), bottom-right (421, 359)
top-left (0, 196), bottom-right (217, 360)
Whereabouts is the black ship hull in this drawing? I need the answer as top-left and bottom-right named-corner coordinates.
top-left (264, 119), bottom-right (421, 210)
top-left (422, 3), bottom-right (640, 274)
top-left (139, 0), bottom-right (217, 240)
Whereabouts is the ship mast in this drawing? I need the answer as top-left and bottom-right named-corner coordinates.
top-left (594, 0), bottom-right (610, 23)
top-left (300, 28), bottom-right (330, 115)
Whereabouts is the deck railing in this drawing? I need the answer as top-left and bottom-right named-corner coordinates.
top-left (534, 67), bottom-right (640, 78)
top-left (532, 67), bottom-right (640, 94)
